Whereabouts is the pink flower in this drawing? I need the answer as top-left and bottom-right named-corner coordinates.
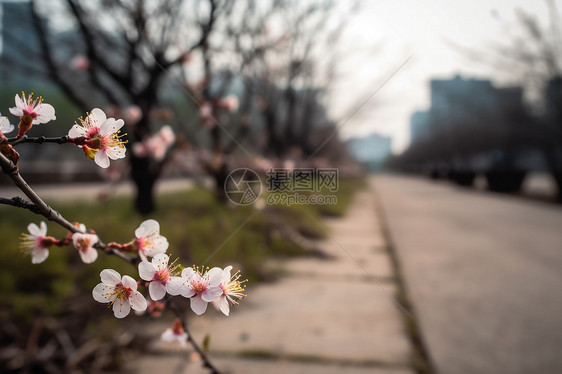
top-left (68, 108), bottom-right (126, 168)
top-left (9, 93), bottom-right (56, 135)
top-left (70, 55), bottom-right (90, 71)
top-left (132, 125), bottom-right (175, 160)
top-left (199, 101), bottom-right (215, 127)
top-left (168, 266), bottom-right (223, 315)
top-left (138, 253), bottom-right (175, 300)
top-left (214, 266), bottom-right (247, 316)
top-left (125, 105), bottom-right (142, 125)
top-left (0, 114), bottom-right (14, 135)
top-left (19, 222), bottom-right (57, 264)
top-left (161, 319), bottom-right (188, 347)
top-left (216, 95), bottom-right (239, 112)
top-left (134, 219), bottom-right (169, 261)
top-left (92, 269), bottom-right (147, 318)
top-left (72, 232), bottom-right (99, 264)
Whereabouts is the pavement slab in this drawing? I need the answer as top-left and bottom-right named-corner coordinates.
top-left (128, 355), bottom-right (412, 374)
top-left (130, 189), bottom-right (415, 373)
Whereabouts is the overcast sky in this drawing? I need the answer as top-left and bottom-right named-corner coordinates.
top-left (332, 0), bottom-right (557, 153)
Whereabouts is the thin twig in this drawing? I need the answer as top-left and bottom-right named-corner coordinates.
top-left (0, 152), bottom-right (136, 264)
top-left (0, 135), bottom-right (87, 146)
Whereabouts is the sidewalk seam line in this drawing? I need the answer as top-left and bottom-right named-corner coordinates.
top-left (371, 180), bottom-right (438, 374)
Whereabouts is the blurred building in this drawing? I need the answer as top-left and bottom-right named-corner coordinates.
top-left (411, 75), bottom-right (526, 143)
top-left (0, 0), bottom-right (44, 83)
top-left (410, 111), bottom-right (430, 143)
top-left (346, 133), bottom-right (392, 171)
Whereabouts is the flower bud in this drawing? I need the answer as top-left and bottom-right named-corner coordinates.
top-left (18, 115), bottom-right (34, 136)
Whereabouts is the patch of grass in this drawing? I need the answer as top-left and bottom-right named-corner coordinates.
top-left (0, 178), bottom-right (364, 321)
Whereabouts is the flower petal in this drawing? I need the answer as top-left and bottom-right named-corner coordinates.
top-left (149, 282), bottom-right (167, 301)
top-left (105, 146), bottom-right (126, 160)
top-left (94, 149), bottom-right (110, 168)
top-left (151, 236), bottom-right (169, 252)
top-left (0, 117), bottom-right (14, 134)
top-left (221, 265), bottom-right (233, 283)
top-left (217, 296), bottom-right (230, 316)
top-left (93, 283), bottom-right (115, 303)
top-left (167, 276), bottom-right (186, 296)
top-left (100, 269), bottom-right (121, 286)
top-left (34, 104), bottom-right (56, 124)
top-left (138, 261), bottom-right (156, 281)
top-left (68, 124), bottom-right (86, 139)
top-left (27, 222), bottom-right (42, 237)
top-left (100, 118), bottom-right (124, 136)
top-left (152, 253), bottom-right (169, 271)
top-left (79, 248), bottom-right (98, 264)
top-left (122, 275), bottom-right (138, 291)
top-left (14, 94), bottom-right (24, 109)
top-left (113, 297), bottom-right (131, 318)
top-left (129, 290), bottom-right (147, 311)
top-left (207, 267), bottom-right (223, 287)
top-left (90, 108), bottom-right (107, 123)
top-left (135, 219), bottom-right (160, 238)
top-left (190, 295), bottom-right (208, 315)
top-left (181, 267), bottom-right (195, 280)
top-left (202, 286), bottom-right (223, 303)
top-left (39, 222), bottom-right (47, 236)
top-left (31, 247), bottom-right (49, 264)
top-left (9, 107), bottom-right (23, 117)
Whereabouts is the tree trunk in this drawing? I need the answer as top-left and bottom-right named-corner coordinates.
top-left (131, 155), bottom-right (157, 215)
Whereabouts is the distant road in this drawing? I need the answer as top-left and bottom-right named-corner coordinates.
top-left (373, 174), bottom-right (562, 374)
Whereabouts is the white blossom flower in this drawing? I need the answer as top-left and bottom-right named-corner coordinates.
top-left (138, 253), bottom-right (176, 300)
top-left (68, 108), bottom-right (126, 168)
top-left (161, 319), bottom-right (188, 347)
top-left (70, 54), bottom-right (90, 71)
top-left (132, 125), bottom-right (175, 160)
top-left (216, 95), bottom-right (239, 112)
top-left (0, 113), bottom-right (14, 135)
top-left (9, 92), bottom-right (56, 126)
top-left (92, 269), bottom-right (147, 318)
top-left (168, 266), bottom-right (223, 315)
top-left (20, 221), bottom-right (56, 264)
top-left (134, 219), bottom-right (169, 261)
top-left (72, 232), bottom-right (99, 264)
top-left (214, 266), bottom-right (247, 316)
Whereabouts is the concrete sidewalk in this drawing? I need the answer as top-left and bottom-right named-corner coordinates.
top-left (129, 189), bottom-right (416, 374)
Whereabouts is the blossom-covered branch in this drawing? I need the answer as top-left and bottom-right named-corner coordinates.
top-left (0, 92), bottom-right (247, 374)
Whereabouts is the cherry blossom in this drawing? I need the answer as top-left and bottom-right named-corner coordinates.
top-left (72, 232), bottom-right (99, 264)
top-left (92, 269), bottom-right (147, 318)
top-left (169, 266), bottom-right (223, 315)
top-left (0, 114), bottom-right (14, 135)
top-left (132, 125), bottom-right (175, 160)
top-left (69, 55), bottom-right (90, 71)
top-left (68, 108), bottom-right (126, 168)
top-left (125, 105), bottom-right (142, 125)
top-left (134, 219), bottom-right (169, 261)
top-left (19, 222), bottom-right (58, 264)
top-left (214, 266), bottom-right (247, 316)
top-left (138, 253), bottom-right (176, 300)
top-left (9, 93), bottom-right (56, 135)
top-left (161, 319), bottom-right (188, 347)
top-left (216, 95), bottom-right (239, 112)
